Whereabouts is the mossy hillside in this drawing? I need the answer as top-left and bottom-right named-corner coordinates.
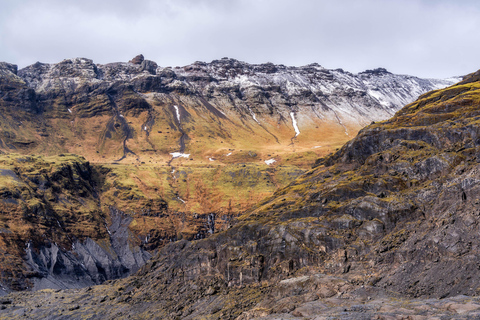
top-left (0, 148), bottom-right (311, 272)
top-left (0, 154), bottom-right (106, 239)
top-left (97, 161), bottom-right (306, 242)
top-left (377, 82), bottom-right (480, 129)
top-left (0, 72), bottom-right (362, 245)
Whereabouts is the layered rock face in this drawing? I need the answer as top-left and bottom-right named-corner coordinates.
top-left (3, 69), bottom-right (478, 319)
top-left (0, 57), bottom-right (459, 298)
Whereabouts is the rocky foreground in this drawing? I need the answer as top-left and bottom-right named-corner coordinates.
top-left (0, 66), bottom-right (478, 318)
top-left (2, 274), bottom-right (480, 319)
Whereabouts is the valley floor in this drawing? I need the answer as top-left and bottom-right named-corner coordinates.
top-left (1, 275), bottom-right (480, 320)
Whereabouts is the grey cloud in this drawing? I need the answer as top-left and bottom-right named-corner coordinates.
top-left (0, 0), bottom-right (479, 78)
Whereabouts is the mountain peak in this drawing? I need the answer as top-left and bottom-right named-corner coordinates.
top-left (129, 54), bottom-right (144, 65)
top-left (359, 67), bottom-right (391, 75)
top-left (0, 62), bottom-right (18, 75)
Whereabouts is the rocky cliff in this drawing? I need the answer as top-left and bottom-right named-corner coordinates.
top-left (1, 68), bottom-right (478, 319)
top-left (0, 154), bottom-right (151, 295)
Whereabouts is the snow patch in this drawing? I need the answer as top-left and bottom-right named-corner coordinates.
top-left (209, 158), bottom-right (215, 161)
top-left (119, 114), bottom-right (124, 118)
top-left (170, 152), bottom-right (190, 159)
top-left (67, 108), bottom-right (72, 113)
top-left (144, 126), bottom-right (147, 131)
top-left (265, 159), bottom-right (276, 165)
top-left (174, 105), bottom-right (181, 123)
top-left (226, 152), bottom-right (232, 156)
top-left (290, 112), bottom-right (300, 136)
top-left (313, 146), bottom-right (322, 148)
top-left (367, 89), bottom-right (390, 107)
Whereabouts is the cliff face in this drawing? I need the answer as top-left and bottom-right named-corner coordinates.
top-left (3, 68), bottom-right (477, 319)
top-left (0, 154), bottom-right (151, 294)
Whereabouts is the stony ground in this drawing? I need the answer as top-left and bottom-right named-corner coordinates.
top-left (2, 274), bottom-right (480, 319)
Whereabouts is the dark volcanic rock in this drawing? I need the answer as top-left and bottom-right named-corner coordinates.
top-left (140, 59), bottom-right (157, 75)
top-left (129, 54), bottom-right (144, 65)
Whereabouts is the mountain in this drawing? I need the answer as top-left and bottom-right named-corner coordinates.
top-left (1, 68), bottom-right (478, 319)
top-left (2, 56), bottom-right (456, 162)
top-left (0, 56), bottom-right (458, 296)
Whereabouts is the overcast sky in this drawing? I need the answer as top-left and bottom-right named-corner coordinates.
top-left (0, 0), bottom-right (479, 78)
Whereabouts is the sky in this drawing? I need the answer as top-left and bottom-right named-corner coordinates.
top-left (0, 0), bottom-right (479, 78)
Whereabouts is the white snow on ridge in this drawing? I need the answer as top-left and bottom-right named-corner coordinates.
top-left (209, 158), bottom-right (215, 161)
top-left (226, 152), bottom-right (232, 156)
top-left (170, 152), bottom-right (190, 159)
top-left (174, 105), bottom-right (181, 123)
top-left (265, 159), bottom-right (276, 165)
top-left (290, 112), bottom-right (300, 136)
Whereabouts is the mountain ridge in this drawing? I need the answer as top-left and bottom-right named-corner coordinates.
top-left (0, 56), bottom-right (461, 300)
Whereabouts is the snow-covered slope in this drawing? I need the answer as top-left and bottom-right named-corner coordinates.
top-left (171, 59), bottom-right (458, 131)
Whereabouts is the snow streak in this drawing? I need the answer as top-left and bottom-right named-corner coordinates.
top-left (290, 112), bottom-right (300, 136)
top-left (248, 107), bottom-right (259, 124)
top-left (174, 105), bottom-right (181, 123)
top-left (177, 196), bottom-right (186, 203)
